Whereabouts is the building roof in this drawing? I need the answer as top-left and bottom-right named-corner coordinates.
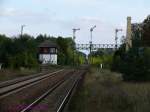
top-left (39, 40), bottom-right (57, 48)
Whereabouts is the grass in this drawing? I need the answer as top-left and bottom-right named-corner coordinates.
top-left (68, 68), bottom-right (150, 112)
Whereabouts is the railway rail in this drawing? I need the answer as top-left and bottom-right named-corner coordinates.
top-left (27, 70), bottom-right (87, 112)
top-left (0, 69), bottom-right (62, 88)
top-left (0, 69), bottom-right (64, 99)
top-left (0, 67), bottom-right (88, 112)
top-left (56, 70), bottom-right (86, 112)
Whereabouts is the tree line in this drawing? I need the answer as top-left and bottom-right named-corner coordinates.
top-left (89, 49), bottom-right (114, 68)
top-left (112, 15), bottom-right (150, 81)
top-left (0, 34), bottom-right (86, 69)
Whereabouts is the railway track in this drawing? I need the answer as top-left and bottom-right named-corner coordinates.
top-left (27, 70), bottom-right (86, 112)
top-left (0, 68), bottom-right (87, 112)
top-left (56, 70), bottom-right (86, 112)
top-left (0, 69), bottom-right (65, 99)
top-left (0, 69), bottom-right (62, 88)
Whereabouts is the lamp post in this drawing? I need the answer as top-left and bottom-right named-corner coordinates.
top-left (115, 28), bottom-right (122, 49)
top-left (21, 25), bottom-right (26, 38)
top-left (72, 28), bottom-right (80, 66)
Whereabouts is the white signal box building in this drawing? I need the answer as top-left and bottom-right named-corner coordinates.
top-left (38, 41), bottom-right (57, 65)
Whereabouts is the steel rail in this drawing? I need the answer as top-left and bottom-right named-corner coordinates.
top-left (20, 70), bottom-right (85, 112)
top-left (0, 69), bottom-right (64, 99)
top-left (56, 72), bottom-right (83, 112)
top-left (0, 71), bottom-right (49, 88)
top-left (20, 71), bottom-right (76, 112)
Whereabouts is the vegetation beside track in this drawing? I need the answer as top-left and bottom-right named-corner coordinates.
top-left (68, 68), bottom-right (150, 112)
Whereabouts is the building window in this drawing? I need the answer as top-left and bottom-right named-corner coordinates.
top-left (43, 48), bottom-right (49, 53)
top-left (50, 48), bottom-right (56, 54)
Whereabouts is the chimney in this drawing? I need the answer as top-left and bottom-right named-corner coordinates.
top-left (126, 16), bottom-right (132, 51)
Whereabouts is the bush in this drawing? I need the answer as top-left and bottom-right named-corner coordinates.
top-left (112, 46), bottom-right (150, 81)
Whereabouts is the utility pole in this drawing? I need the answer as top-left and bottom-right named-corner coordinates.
top-left (21, 25), bottom-right (26, 38)
top-left (89, 25), bottom-right (96, 64)
top-left (72, 28), bottom-right (80, 66)
top-left (115, 28), bottom-right (122, 50)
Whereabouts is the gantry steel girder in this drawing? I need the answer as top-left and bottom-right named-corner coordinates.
top-left (76, 44), bottom-right (119, 51)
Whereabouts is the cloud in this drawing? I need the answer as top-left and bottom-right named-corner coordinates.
top-left (0, 8), bottom-right (16, 16)
top-left (53, 17), bottom-right (118, 44)
top-left (0, 7), bottom-right (56, 25)
top-left (0, 7), bottom-right (124, 44)
top-left (74, 17), bottom-right (117, 44)
top-left (0, 0), bottom-right (148, 45)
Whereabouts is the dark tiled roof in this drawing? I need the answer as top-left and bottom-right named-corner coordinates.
top-left (39, 40), bottom-right (57, 48)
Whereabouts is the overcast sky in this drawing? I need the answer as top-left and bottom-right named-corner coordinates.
top-left (0, 0), bottom-right (149, 44)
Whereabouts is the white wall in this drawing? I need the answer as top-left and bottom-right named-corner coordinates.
top-left (39, 54), bottom-right (57, 65)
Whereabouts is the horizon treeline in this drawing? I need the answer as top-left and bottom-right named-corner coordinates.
top-left (112, 15), bottom-right (150, 81)
top-left (0, 34), bottom-right (86, 69)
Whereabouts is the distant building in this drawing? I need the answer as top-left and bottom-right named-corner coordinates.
top-left (38, 41), bottom-right (57, 65)
top-left (126, 17), bottom-right (132, 51)
top-left (126, 17), bottom-right (144, 51)
top-left (131, 23), bottom-right (143, 37)
top-left (131, 23), bottom-right (143, 42)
